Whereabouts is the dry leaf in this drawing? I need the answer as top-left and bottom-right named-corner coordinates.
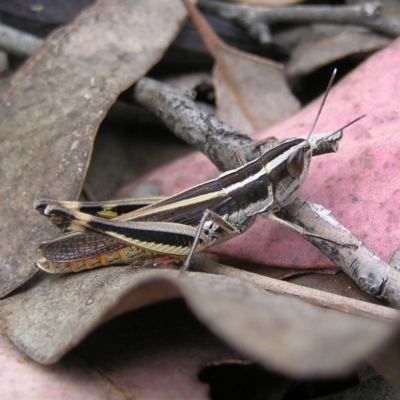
top-left (182, 0), bottom-right (300, 134)
top-left (0, 0), bottom-right (187, 298)
top-left (0, 299), bottom-right (243, 399)
top-left (287, 24), bottom-right (390, 78)
top-left (0, 269), bottom-right (395, 379)
top-left (75, 300), bottom-right (246, 400)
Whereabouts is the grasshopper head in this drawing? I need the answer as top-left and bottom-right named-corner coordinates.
top-left (264, 126), bottom-right (347, 211)
top-left (263, 138), bottom-right (313, 211)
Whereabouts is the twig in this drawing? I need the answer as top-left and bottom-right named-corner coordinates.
top-left (280, 198), bottom-right (400, 307)
top-left (133, 77), bottom-right (252, 171)
top-left (199, 0), bottom-right (400, 39)
top-left (0, 23), bottom-right (42, 57)
top-left (190, 257), bottom-right (400, 323)
top-left (133, 78), bottom-right (340, 171)
top-left (133, 77), bottom-right (400, 307)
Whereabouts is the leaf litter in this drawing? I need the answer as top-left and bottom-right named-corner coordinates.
top-left (0, 0), bottom-right (399, 397)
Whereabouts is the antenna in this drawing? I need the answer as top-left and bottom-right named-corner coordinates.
top-left (306, 69), bottom-right (337, 142)
top-left (332, 114), bottom-right (366, 135)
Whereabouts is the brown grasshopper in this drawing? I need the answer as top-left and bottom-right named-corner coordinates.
top-left (35, 72), bottom-right (362, 274)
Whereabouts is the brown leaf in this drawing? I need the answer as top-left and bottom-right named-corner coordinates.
top-left (182, 0), bottom-right (300, 134)
top-left (0, 299), bottom-right (243, 399)
top-left (78, 300), bottom-right (245, 399)
top-left (0, 268), bottom-right (181, 364)
top-left (0, 0), bottom-right (187, 298)
top-left (0, 268), bottom-right (395, 378)
top-left (287, 24), bottom-right (390, 78)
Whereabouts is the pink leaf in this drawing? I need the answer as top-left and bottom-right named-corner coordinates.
top-left (123, 37), bottom-right (400, 268)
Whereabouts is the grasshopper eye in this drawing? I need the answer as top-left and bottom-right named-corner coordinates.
top-left (287, 148), bottom-right (305, 177)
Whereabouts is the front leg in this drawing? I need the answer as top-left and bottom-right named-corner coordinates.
top-left (180, 209), bottom-right (241, 275)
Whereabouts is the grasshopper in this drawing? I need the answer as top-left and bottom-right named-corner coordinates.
top-left (34, 73), bottom-right (361, 274)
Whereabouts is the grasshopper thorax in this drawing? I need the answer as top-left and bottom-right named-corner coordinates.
top-left (263, 138), bottom-right (312, 211)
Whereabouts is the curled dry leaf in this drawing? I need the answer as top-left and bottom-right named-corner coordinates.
top-left (0, 299), bottom-right (243, 400)
top-left (0, 0), bottom-right (187, 298)
top-left (286, 24), bottom-right (391, 78)
top-left (0, 268), bottom-right (395, 378)
top-left (124, 37), bottom-right (400, 270)
top-left (182, 0), bottom-right (300, 134)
